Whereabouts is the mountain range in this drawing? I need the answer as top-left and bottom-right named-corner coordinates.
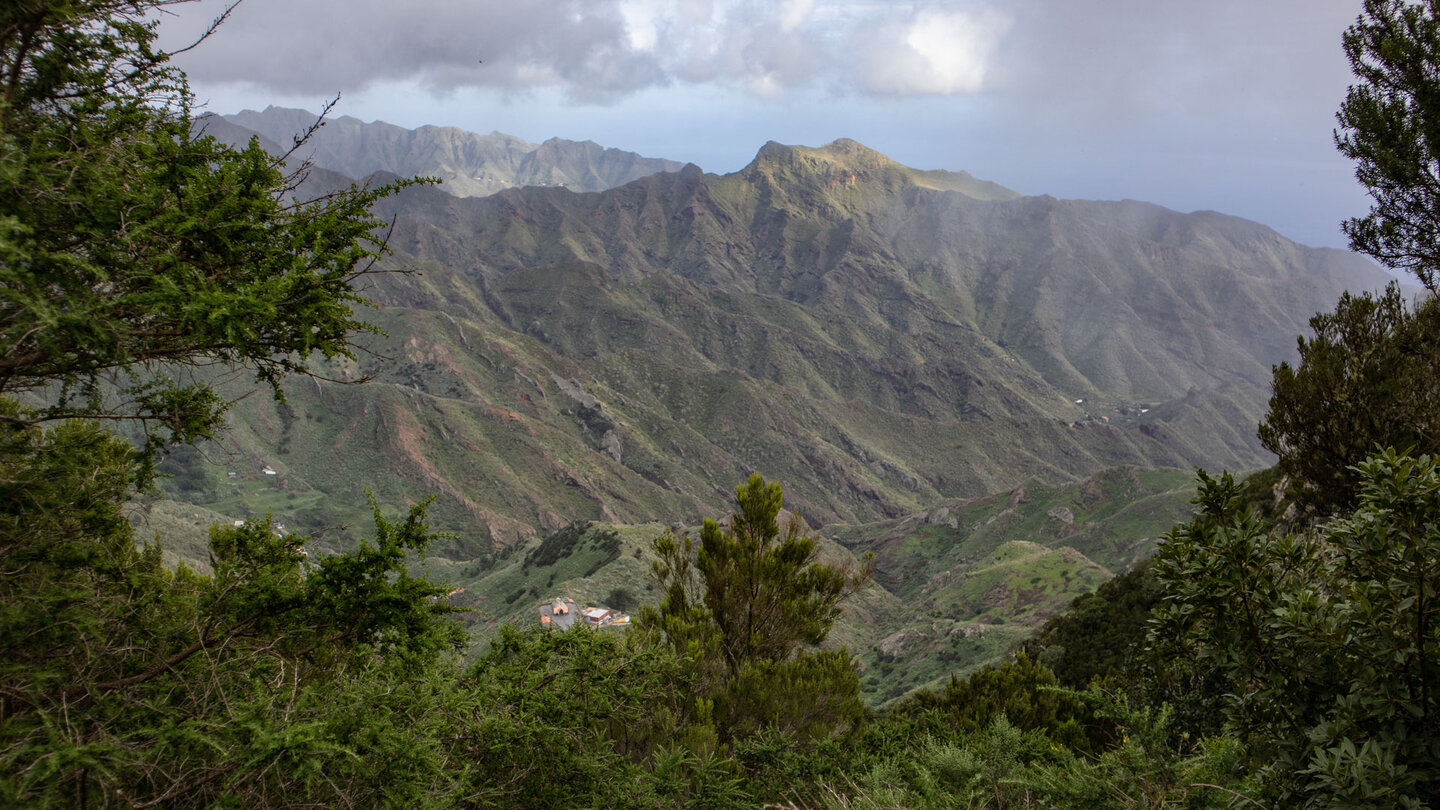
top-left (200, 106), bottom-right (685, 197)
top-left (161, 109), bottom-right (1390, 554)
top-left (146, 108), bottom-right (1394, 696)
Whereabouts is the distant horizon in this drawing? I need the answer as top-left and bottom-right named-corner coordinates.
top-left (210, 102), bottom-right (1384, 262)
top-left (163, 0), bottom-right (1373, 254)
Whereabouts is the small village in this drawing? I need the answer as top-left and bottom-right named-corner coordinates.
top-left (537, 597), bottom-right (631, 631)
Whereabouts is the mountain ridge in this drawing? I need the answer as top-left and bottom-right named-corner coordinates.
top-left (142, 126), bottom-right (1399, 705)
top-left (207, 105), bottom-right (687, 197)
top-left (156, 132), bottom-right (1390, 556)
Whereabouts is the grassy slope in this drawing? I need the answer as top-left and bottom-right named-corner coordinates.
top-left (320, 465), bottom-right (1195, 704)
top-left (825, 466), bottom-right (1196, 702)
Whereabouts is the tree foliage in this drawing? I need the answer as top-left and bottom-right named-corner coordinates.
top-left (1337, 0), bottom-right (1440, 294)
top-left (0, 0), bottom-right (419, 481)
top-left (1020, 557), bottom-right (1165, 690)
top-left (894, 653), bottom-right (1095, 751)
top-left (641, 474), bottom-right (871, 746)
top-left (0, 411), bottom-right (464, 805)
top-left (15, 1), bottom-right (1440, 808)
top-left (1152, 451), bottom-right (1440, 807)
top-left (0, 2), bottom-right (472, 806)
top-left (1258, 284), bottom-right (1440, 514)
top-left (695, 474), bottom-right (866, 674)
top-left (451, 626), bottom-right (692, 809)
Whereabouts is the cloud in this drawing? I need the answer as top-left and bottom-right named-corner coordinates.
top-left (990, 0), bottom-right (1362, 124)
top-left (161, 0), bottom-right (666, 103)
top-left (846, 6), bottom-right (1012, 96)
top-left (159, 0), bottom-right (1012, 103)
top-left (160, 0), bottom-right (1362, 116)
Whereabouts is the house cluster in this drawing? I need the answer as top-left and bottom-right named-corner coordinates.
top-left (227, 518), bottom-right (291, 538)
top-left (1064, 401), bottom-right (1153, 430)
top-left (538, 597), bottom-right (630, 631)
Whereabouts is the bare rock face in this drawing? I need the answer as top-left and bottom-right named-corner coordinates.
top-left (599, 430), bottom-right (622, 464)
top-left (1047, 505), bottom-right (1077, 539)
top-left (1079, 476), bottom-right (1107, 507)
top-left (926, 506), bottom-right (959, 529)
top-left (879, 629), bottom-right (926, 657)
top-left (551, 374), bottom-right (623, 460)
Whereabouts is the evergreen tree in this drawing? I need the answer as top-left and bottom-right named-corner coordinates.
top-left (1337, 0), bottom-right (1440, 294)
top-left (1, 0), bottom-right (420, 480)
top-left (1258, 284), bottom-right (1440, 514)
top-left (1151, 452), bottom-right (1440, 806)
top-left (641, 474), bottom-right (871, 746)
top-left (894, 653), bottom-right (1094, 750)
top-left (0, 3), bottom-right (466, 805)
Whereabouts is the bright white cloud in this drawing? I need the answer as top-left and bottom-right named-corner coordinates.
top-left (850, 7), bottom-right (1011, 96)
top-left (619, 0), bottom-right (662, 51)
top-left (778, 0), bottom-right (817, 32)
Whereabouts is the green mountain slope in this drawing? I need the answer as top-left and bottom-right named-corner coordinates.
top-left (141, 134), bottom-right (1390, 704)
top-left (152, 137), bottom-right (1389, 557)
top-left (328, 465), bottom-right (1194, 704)
top-left (825, 466), bottom-right (1195, 701)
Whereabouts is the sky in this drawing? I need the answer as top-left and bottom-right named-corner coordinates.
top-left (158, 0), bottom-right (1372, 250)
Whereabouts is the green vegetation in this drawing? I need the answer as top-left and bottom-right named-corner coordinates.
top-left (1021, 557), bottom-right (1164, 689)
top-left (524, 520), bottom-right (620, 569)
top-left (826, 466), bottom-right (1194, 703)
top-left (641, 474), bottom-right (872, 746)
top-left (139, 81), bottom-right (1390, 551)
top-left (0, 1), bottom-right (459, 804)
top-left (0, 3), bottom-right (415, 485)
top-left (1337, 0), bottom-right (1440, 295)
top-left (1152, 453), bottom-right (1440, 806)
top-left (1260, 283), bottom-right (1440, 514)
top-left (891, 652), bottom-right (1094, 748)
top-left (5, 0), bottom-right (1439, 807)
top-left (440, 519), bottom-right (663, 638)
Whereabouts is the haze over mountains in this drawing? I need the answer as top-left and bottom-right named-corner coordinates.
top-left (202, 106), bottom-right (686, 197)
top-left (170, 107), bottom-right (1392, 556)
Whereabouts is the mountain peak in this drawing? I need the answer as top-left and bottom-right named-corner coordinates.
top-left (814, 137), bottom-right (897, 164)
top-left (744, 139), bottom-right (1019, 201)
top-left (750, 138), bottom-right (897, 173)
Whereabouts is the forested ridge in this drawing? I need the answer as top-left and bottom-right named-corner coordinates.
top-left (2, 1), bottom-right (1437, 808)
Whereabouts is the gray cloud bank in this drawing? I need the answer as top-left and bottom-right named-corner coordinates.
top-left (161, 0), bottom-right (1363, 107)
top-left (159, 0), bottom-right (1374, 251)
